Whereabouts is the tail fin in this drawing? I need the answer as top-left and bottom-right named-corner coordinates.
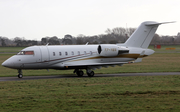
top-left (124, 21), bottom-right (174, 48)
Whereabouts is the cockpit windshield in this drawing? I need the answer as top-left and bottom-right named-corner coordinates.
top-left (17, 51), bottom-right (34, 55)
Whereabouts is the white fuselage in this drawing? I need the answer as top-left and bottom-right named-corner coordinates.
top-left (2, 44), bottom-right (154, 70)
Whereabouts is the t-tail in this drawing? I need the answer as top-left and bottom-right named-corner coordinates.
top-left (124, 21), bottom-right (175, 48)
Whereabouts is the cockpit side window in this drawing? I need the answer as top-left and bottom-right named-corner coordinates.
top-left (17, 51), bottom-right (34, 55)
top-left (25, 51), bottom-right (34, 55)
top-left (17, 51), bottom-right (24, 55)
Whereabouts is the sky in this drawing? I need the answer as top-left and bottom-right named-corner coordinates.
top-left (0, 0), bottom-right (179, 40)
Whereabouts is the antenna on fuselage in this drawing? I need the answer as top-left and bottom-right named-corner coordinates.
top-left (46, 43), bottom-right (49, 46)
top-left (85, 42), bottom-right (89, 45)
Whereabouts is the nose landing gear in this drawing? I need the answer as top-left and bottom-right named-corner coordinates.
top-left (18, 69), bottom-right (23, 78)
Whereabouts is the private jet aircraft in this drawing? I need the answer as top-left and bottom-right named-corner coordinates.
top-left (2, 21), bottom-right (174, 78)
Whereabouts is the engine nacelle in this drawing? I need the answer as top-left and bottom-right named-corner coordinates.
top-left (97, 45), bottom-right (129, 57)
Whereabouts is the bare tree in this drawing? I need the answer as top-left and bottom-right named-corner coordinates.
top-left (127, 28), bottom-right (136, 36)
top-left (14, 37), bottom-right (23, 46)
top-left (151, 34), bottom-right (161, 44)
top-left (48, 36), bottom-right (59, 45)
top-left (175, 32), bottom-right (180, 43)
top-left (62, 34), bottom-right (72, 45)
top-left (76, 37), bottom-right (84, 44)
top-left (1, 38), bottom-right (6, 46)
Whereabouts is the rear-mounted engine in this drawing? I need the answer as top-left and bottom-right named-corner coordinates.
top-left (97, 45), bottom-right (129, 57)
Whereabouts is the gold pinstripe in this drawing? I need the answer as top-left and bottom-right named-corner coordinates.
top-left (68, 54), bottom-right (148, 62)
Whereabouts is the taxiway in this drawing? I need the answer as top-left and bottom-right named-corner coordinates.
top-left (0, 72), bottom-right (180, 82)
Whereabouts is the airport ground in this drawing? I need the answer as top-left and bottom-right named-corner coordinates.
top-left (0, 45), bottom-right (180, 111)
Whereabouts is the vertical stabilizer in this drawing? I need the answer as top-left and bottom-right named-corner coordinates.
top-left (124, 21), bottom-right (174, 48)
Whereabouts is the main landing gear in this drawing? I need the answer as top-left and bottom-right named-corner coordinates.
top-left (74, 69), bottom-right (95, 77)
top-left (17, 69), bottom-right (23, 78)
top-left (86, 69), bottom-right (94, 77)
top-left (74, 69), bottom-right (84, 77)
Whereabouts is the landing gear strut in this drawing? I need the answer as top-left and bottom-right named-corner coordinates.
top-left (18, 69), bottom-right (23, 78)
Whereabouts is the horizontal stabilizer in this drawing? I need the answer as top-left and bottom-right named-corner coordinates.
top-left (145, 21), bottom-right (176, 26)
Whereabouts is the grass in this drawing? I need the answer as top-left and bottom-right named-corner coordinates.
top-left (0, 75), bottom-right (180, 111)
top-left (0, 47), bottom-right (25, 53)
top-left (149, 45), bottom-right (180, 53)
top-left (0, 46), bottom-right (180, 111)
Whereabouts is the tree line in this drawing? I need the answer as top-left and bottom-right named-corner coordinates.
top-left (0, 27), bottom-right (179, 47)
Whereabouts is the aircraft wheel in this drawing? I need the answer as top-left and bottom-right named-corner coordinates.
top-left (18, 74), bottom-right (23, 78)
top-left (77, 71), bottom-right (84, 77)
top-left (87, 71), bottom-right (94, 77)
top-left (17, 69), bottom-right (23, 78)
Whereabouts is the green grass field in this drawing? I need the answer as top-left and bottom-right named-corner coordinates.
top-left (0, 45), bottom-right (180, 111)
top-left (1, 76), bottom-right (180, 111)
top-left (0, 47), bottom-right (25, 53)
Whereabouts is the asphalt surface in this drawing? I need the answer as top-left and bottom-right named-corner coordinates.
top-left (1, 72), bottom-right (180, 82)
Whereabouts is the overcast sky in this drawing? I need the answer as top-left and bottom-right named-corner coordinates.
top-left (0, 0), bottom-right (179, 40)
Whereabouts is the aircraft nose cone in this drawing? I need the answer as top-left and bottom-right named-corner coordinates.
top-left (2, 56), bottom-right (19, 68)
top-left (2, 61), bottom-right (9, 67)
top-left (2, 59), bottom-right (14, 68)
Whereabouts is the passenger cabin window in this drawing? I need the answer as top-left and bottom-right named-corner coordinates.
top-left (65, 52), bottom-right (68, 56)
top-left (53, 52), bottom-right (55, 56)
top-left (59, 52), bottom-right (62, 56)
top-left (17, 51), bottom-right (34, 55)
top-left (90, 51), bottom-right (93, 55)
top-left (71, 51), bottom-right (74, 55)
top-left (78, 51), bottom-right (80, 55)
top-left (84, 51), bottom-right (86, 55)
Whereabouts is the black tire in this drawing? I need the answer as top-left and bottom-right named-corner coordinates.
top-left (87, 71), bottom-right (94, 77)
top-left (77, 71), bottom-right (84, 77)
top-left (18, 74), bottom-right (23, 78)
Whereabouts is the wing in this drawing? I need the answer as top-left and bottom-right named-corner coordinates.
top-left (64, 62), bottom-right (128, 67)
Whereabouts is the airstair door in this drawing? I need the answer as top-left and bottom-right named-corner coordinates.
top-left (39, 46), bottom-right (50, 63)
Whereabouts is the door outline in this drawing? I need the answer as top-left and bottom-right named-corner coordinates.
top-left (40, 46), bottom-right (50, 63)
